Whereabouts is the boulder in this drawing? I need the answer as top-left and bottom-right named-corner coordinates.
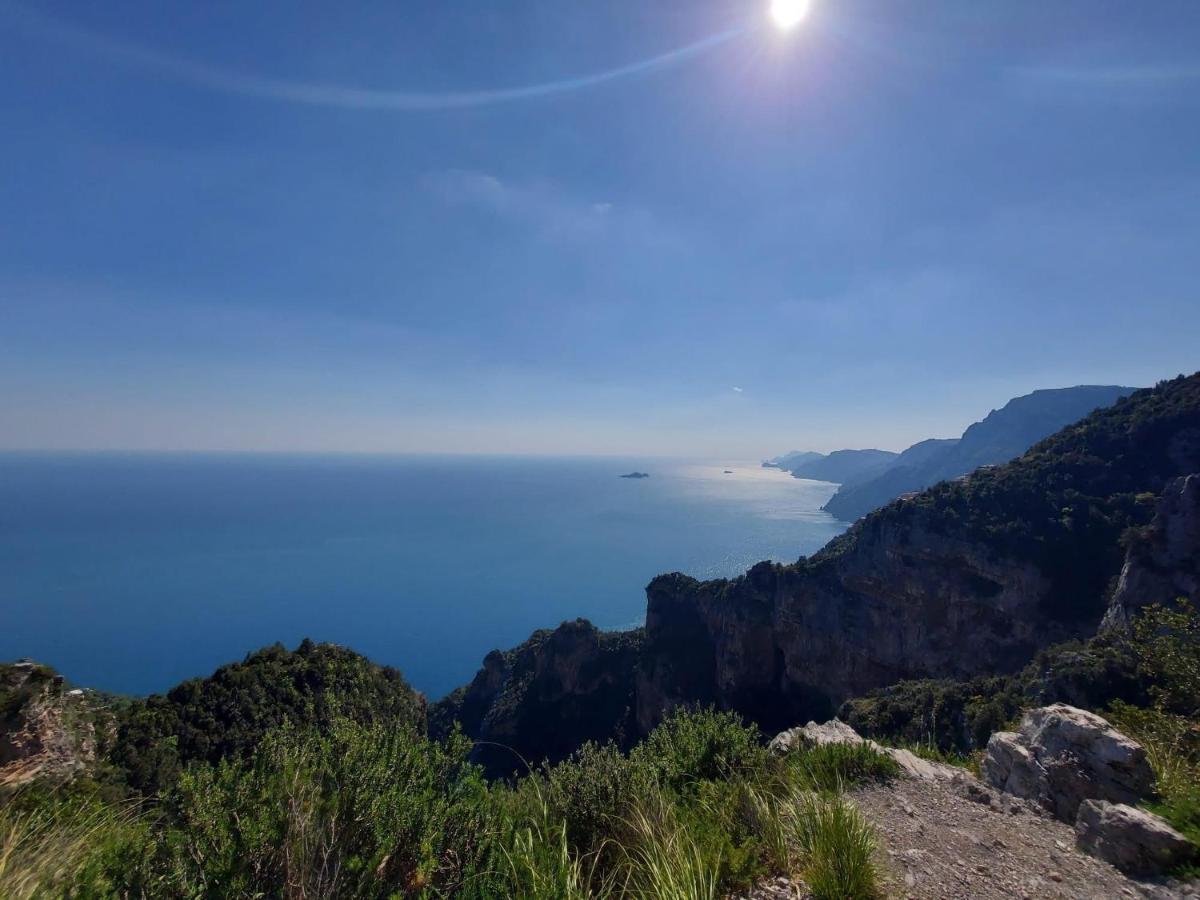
top-left (768, 718), bottom-right (863, 753)
top-left (1075, 800), bottom-right (1196, 876)
top-left (982, 704), bottom-right (1155, 822)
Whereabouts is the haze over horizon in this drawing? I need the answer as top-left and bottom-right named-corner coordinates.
top-left (3, 1), bottom-right (1198, 457)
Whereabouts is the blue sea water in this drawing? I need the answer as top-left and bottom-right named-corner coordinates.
top-left (0, 453), bottom-right (846, 699)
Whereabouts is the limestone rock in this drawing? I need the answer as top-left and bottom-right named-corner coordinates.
top-left (982, 704), bottom-right (1155, 822)
top-left (1104, 473), bottom-right (1200, 632)
top-left (1074, 800), bottom-right (1196, 875)
top-left (768, 718), bottom-right (863, 753)
top-left (0, 662), bottom-right (97, 785)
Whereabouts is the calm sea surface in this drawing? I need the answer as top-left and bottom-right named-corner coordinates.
top-left (0, 453), bottom-right (846, 698)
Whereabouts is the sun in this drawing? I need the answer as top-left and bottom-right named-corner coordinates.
top-left (769, 0), bottom-right (811, 31)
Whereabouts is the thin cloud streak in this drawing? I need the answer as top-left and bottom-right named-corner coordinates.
top-left (1008, 62), bottom-right (1200, 89)
top-left (3, 1), bottom-right (751, 111)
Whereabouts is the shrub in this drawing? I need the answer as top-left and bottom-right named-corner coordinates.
top-left (629, 707), bottom-right (766, 793)
top-left (158, 721), bottom-right (499, 898)
top-left (537, 741), bottom-right (650, 855)
top-left (1107, 702), bottom-right (1200, 846)
top-left (3, 705), bottom-right (898, 898)
top-left (499, 791), bottom-right (615, 900)
top-left (1106, 600), bottom-right (1200, 851)
top-left (111, 640), bottom-right (426, 795)
top-left (1130, 600), bottom-right (1200, 717)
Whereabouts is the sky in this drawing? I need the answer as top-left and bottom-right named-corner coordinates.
top-left (1, 0), bottom-right (1198, 457)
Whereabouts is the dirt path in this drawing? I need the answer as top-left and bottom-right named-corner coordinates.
top-left (853, 774), bottom-right (1196, 899)
top-left (733, 768), bottom-right (1198, 899)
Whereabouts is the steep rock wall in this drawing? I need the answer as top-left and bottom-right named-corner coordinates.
top-left (637, 517), bottom-right (1060, 737)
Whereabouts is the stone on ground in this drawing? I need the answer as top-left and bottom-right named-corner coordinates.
top-left (1074, 800), bottom-right (1197, 876)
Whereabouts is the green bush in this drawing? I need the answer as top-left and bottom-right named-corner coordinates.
top-left (1106, 600), bottom-right (1200, 853)
top-left (160, 721), bottom-right (497, 898)
top-left (1130, 599), bottom-right (1200, 717)
top-left (840, 632), bottom-right (1148, 755)
top-left (1107, 702), bottom-right (1200, 846)
top-left (111, 640), bottom-right (426, 795)
top-left (535, 741), bottom-right (651, 857)
top-left (629, 707), bottom-right (766, 794)
top-left (4, 704), bottom-right (888, 898)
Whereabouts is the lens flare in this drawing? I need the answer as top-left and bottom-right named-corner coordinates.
top-left (769, 0), bottom-right (810, 31)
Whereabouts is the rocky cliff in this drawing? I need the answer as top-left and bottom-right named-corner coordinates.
top-left (1104, 473), bottom-right (1200, 631)
top-left (636, 517), bottom-right (1061, 737)
top-left (0, 662), bottom-right (100, 786)
top-left (431, 620), bottom-right (643, 776)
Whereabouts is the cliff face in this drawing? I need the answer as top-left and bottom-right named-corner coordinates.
top-left (637, 518), bottom-right (1058, 737)
top-left (0, 663), bottom-right (99, 786)
top-left (1104, 474), bottom-right (1200, 631)
top-left (431, 620), bottom-right (642, 776)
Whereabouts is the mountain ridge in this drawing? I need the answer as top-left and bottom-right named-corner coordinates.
top-left (818, 384), bottom-right (1137, 520)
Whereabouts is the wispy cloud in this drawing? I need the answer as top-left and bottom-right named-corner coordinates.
top-left (2, 1), bottom-right (748, 112)
top-left (1005, 61), bottom-right (1200, 98)
top-left (423, 170), bottom-right (682, 250)
top-left (424, 170), bottom-right (615, 239)
top-left (731, 386), bottom-right (743, 393)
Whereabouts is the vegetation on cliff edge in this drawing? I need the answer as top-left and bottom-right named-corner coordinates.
top-left (2, 707), bottom-right (892, 899)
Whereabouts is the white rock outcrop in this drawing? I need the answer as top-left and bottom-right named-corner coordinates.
top-left (981, 704), bottom-right (1155, 822)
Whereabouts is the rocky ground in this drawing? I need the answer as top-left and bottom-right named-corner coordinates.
top-left (735, 773), bottom-right (1197, 899)
top-left (734, 708), bottom-right (1200, 899)
top-left (855, 773), bottom-right (1194, 899)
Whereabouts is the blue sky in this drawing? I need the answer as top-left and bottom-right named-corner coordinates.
top-left (1, 0), bottom-right (1198, 456)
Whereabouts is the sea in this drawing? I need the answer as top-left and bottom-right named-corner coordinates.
top-left (0, 453), bottom-right (847, 699)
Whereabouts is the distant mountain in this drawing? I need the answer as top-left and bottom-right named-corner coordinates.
top-left (822, 385), bottom-right (1137, 521)
top-left (765, 450), bottom-right (824, 470)
top-left (773, 448), bottom-right (899, 484)
top-left (892, 437), bottom-right (960, 468)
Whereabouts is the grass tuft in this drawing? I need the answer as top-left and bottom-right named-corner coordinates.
top-left (621, 799), bottom-right (721, 900)
top-left (746, 781), bottom-right (881, 900)
top-left (786, 740), bottom-right (900, 792)
top-left (0, 793), bottom-right (138, 900)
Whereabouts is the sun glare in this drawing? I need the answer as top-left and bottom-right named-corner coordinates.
top-left (769, 0), bottom-right (810, 31)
